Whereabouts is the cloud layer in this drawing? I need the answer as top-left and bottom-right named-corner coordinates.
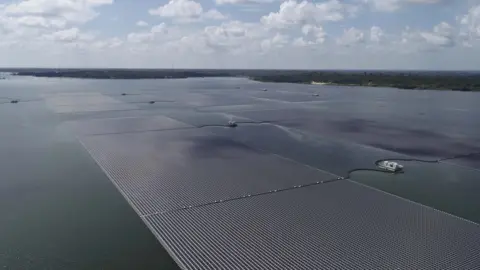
top-left (0, 0), bottom-right (479, 69)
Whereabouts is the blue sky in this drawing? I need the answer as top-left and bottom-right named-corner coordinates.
top-left (1, 0), bottom-right (480, 69)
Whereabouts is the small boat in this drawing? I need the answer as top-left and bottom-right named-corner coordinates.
top-left (262, 88), bottom-right (268, 91)
top-left (227, 121), bottom-right (237, 128)
top-left (377, 161), bottom-right (403, 172)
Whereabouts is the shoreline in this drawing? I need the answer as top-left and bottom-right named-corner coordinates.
top-left (6, 69), bottom-right (480, 92)
top-left (251, 74), bottom-right (480, 92)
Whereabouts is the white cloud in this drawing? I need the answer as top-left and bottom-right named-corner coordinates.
top-left (4, 0), bottom-right (112, 16)
top-left (205, 22), bottom-right (246, 40)
top-left (459, 4), bottom-right (480, 42)
top-left (261, 33), bottom-right (289, 51)
top-left (127, 23), bottom-right (169, 43)
top-left (151, 23), bottom-right (167, 33)
top-left (105, 37), bottom-right (122, 48)
top-left (157, 20), bottom-right (291, 56)
top-left (127, 32), bottom-right (154, 43)
top-left (136, 20), bottom-right (148, 27)
top-left (197, 21), bottom-right (267, 54)
top-left (400, 22), bottom-right (455, 51)
top-left (407, 0), bottom-right (442, 3)
top-left (420, 32), bottom-right (453, 47)
top-left (362, 0), bottom-right (401, 12)
top-left (11, 15), bottom-right (67, 28)
top-left (2, 0), bottom-right (113, 26)
top-left (42, 27), bottom-right (94, 43)
top-left (165, 34), bottom-right (216, 54)
top-left (0, 0), bottom-right (113, 50)
top-left (423, 22), bottom-right (455, 47)
top-left (261, 0), bottom-right (349, 29)
top-left (91, 37), bottom-right (123, 49)
top-left (433, 21), bottom-right (453, 37)
top-left (203, 9), bottom-right (226, 20)
top-left (149, 0), bottom-right (202, 18)
top-left (362, 0), bottom-right (444, 12)
top-left (301, 24), bottom-right (326, 44)
top-left (370, 26), bottom-right (384, 43)
top-left (337, 27), bottom-right (365, 46)
top-left (215, 0), bottom-right (275, 5)
top-left (1, 0), bottom-right (480, 69)
top-left (292, 37), bottom-right (315, 47)
top-left (149, 0), bottom-right (225, 23)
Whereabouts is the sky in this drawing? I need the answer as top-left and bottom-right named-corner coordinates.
top-left (1, 0), bottom-right (480, 69)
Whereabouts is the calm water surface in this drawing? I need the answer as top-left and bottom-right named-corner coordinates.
top-left (0, 77), bottom-right (179, 269)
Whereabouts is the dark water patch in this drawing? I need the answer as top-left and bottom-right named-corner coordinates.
top-left (205, 124), bottom-right (407, 177)
top-left (273, 115), bottom-right (480, 160)
top-left (368, 143), bottom-right (449, 158)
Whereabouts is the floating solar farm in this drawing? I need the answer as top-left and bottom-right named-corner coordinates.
top-left (2, 77), bottom-right (480, 269)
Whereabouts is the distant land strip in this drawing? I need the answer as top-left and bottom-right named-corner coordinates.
top-left (4, 69), bottom-right (480, 91)
top-left (251, 71), bottom-right (480, 91)
top-left (9, 70), bottom-right (232, 80)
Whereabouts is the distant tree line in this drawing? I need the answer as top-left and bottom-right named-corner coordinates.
top-left (251, 71), bottom-right (480, 91)
top-left (13, 70), bottom-right (233, 79)
top-left (10, 69), bottom-right (480, 91)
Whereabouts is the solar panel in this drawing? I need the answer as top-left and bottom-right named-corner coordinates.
top-left (147, 181), bottom-right (480, 269)
top-left (81, 129), bottom-right (336, 215)
top-left (62, 115), bottom-right (192, 136)
top-left (80, 127), bottom-right (480, 269)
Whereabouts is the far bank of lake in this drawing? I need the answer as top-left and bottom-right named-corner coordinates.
top-left (5, 68), bottom-right (480, 92)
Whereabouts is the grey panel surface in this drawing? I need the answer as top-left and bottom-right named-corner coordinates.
top-left (278, 116), bottom-right (480, 160)
top-left (234, 108), bottom-right (324, 122)
top-left (235, 108), bottom-right (480, 160)
top-left (195, 102), bottom-right (312, 113)
top-left (206, 124), bottom-right (408, 177)
top-left (43, 92), bottom-right (121, 106)
top-left (62, 115), bottom-right (192, 135)
top-left (146, 180), bottom-right (480, 270)
top-left (44, 92), bottom-right (137, 113)
top-left (81, 129), bottom-right (335, 215)
top-left (50, 103), bottom-right (137, 113)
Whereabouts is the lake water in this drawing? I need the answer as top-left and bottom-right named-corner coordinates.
top-left (1, 76), bottom-right (479, 269)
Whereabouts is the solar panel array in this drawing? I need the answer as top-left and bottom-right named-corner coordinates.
top-left (50, 79), bottom-right (480, 269)
top-left (76, 114), bottom-right (480, 269)
top-left (147, 181), bottom-right (480, 269)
